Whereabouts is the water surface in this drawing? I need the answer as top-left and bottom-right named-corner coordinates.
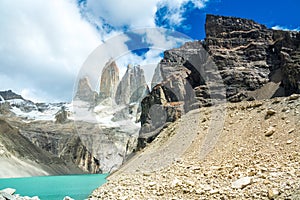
top-left (0, 174), bottom-right (107, 200)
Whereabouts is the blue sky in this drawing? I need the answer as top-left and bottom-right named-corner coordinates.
top-left (0, 0), bottom-right (299, 102)
top-left (159, 0), bottom-right (300, 40)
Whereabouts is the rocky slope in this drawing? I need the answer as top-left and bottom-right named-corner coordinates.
top-left (14, 120), bottom-right (101, 174)
top-left (89, 14), bottom-right (300, 199)
top-left (139, 14), bottom-right (300, 148)
top-left (90, 95), bottom-right (300, 199)
top-left (0, 119), bottom-right (84, 178)
top-left (0, 91), bottom-right (100, 175)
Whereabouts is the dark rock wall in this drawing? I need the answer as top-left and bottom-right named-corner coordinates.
top-left (138, 14), bottom-right (300, 148)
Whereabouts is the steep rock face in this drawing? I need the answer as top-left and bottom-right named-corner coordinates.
top-left (151, 64), bottom-right (163, 89)
top-left (205, 14), bottom-right (273, 101)
top-left (139, 41), bottom-right (224, 146)
top-left (75, 77), bottom-right (98, 104)
top-left (139, 14), bottom-right (300, 148)
top-left (17, 121), bottom-right (101, 174)
top-left (99, 60), bottom-right (120, 99)
top-left (205, 14), bottom-right (300, 100)
top-left (0, 119), bottom-right (84, 177)
top-left (271, 30), bottom-right (300, 95)
top-left (115, 65), bottom-right (149, 105)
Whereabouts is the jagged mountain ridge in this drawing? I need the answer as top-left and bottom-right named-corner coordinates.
top-left (1, 14), bottom-right (299, 178)
top-left (0, 92), bottom-right (101, 175)
top-left (70, 63), bottom-right (149, 173)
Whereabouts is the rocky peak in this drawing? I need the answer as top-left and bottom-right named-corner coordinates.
top-left (205, 14), bottom-right (269, 39)
top-left (138, 14), bottom-right (300, 148)
top-left (115, 65), bottom-right (149, 105)
top-left (0, 90), bottom-right (24, 101)
top-left (74, 76), bottom-right (98, 103)
top-left (99, 60), bottom-right (120, 99)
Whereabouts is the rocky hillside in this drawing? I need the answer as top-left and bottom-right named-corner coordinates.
top-left (0, 119), bottom-right (84, 178)
top-left (89, 14), bottom-right (300, 199)
top-left (90, 95), bottom-right (300, 199)
top-left (139, 14), bottom-right (300, 148)
top-left (0, 91), bottom-right (101, 175)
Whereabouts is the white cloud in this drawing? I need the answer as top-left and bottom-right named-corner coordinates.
top-left (84, 0), bottom-right (160, 28)
top-left (0, 0), bottom-right (101, 102)
top-left (272, 25), bottom-right (300, 31)
top-left (157, 0), bottom-right (208, 26)
top-left (0, 0), bottom-right (209, 102)
top-left (83, 0), bottom-right (209, 29)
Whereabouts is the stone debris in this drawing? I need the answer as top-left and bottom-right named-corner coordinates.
top-left (268, 188), bottom-right (280, 200)
top-left (0, 188), bottom-right (40, 200)
top-left (63, 196), bottom-right (74, 200)
top-left (286, 139), bottom-right (293, 144)
top-left (0, 189), bottom-right (15, 196)
top-left (265, 126), bottom-right (276, 137)
top-left (231, 177), bottom-right (252, 189)
top-left (266, 109), bottom-right (277, 118)
top-left (89, 95), bottom-right (300, 200)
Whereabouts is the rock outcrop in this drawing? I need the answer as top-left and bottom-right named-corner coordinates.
top-left (99, 60), bottom-right (120, 99)
top-left (204, 14), bottom-right (300, 101)
top-left (74, 77), bottom-right (98, 104)
top-left (71, 63), bottom-right (150, 173)
top-left (151, 64), bottom-right (163, 89)
top-left (0, 90), bottom-right (24, 101)
top-left (138, 14), bottom-right (300, 148)
top-left (0, 188), bottom-right (40, 200)
top-left (115, 64), bottom-right (149, 105)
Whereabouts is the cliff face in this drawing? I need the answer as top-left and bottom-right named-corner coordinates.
top-left (99, 60), bottom-right (120, 99)
top-left (115, 65), bottom-right (149, 105)
top-left (139, 14), bottom-right (300, 147)
top-left (205, 14), bottom-right (300, 100)
top-left (18, 121), bottom-right (101, 174)
top-left (0, 119), bottom-right (84, 177)
top-left (205, 14), bottom-right (273, 101)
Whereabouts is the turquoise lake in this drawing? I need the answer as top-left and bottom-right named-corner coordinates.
top-left (0, 174), bottom-right (107, 200)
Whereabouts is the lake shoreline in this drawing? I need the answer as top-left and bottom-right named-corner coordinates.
top-left (0, 174), bottom-right (108, 200)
